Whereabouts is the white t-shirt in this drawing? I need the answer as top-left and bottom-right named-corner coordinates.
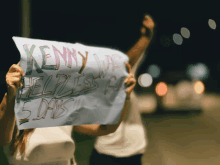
top-left (3, 126), bottom-right (77, 165)
top-left (94, 52), bottom-right (148, 157)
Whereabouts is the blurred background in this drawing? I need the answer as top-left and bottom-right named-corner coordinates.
top-left (1, 0), bottom-right (220, 165)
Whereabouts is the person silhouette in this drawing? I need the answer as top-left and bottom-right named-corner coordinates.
top-left (0, 59), bottom-right (136, 164)
top-left (89, 14), bottom-right (155, 165)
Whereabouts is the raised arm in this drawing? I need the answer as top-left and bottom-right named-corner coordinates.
top-left (73, 62), bottom-right (136, 136)
top-left (0, 63), bottom-right (24, 146)
top-left (126, 15), bottom-right (155, 68)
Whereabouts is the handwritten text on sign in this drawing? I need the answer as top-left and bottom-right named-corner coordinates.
top-left (12, 37), bottom-right (129, 130)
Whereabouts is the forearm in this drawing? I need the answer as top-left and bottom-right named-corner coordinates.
top-left (74, 101), bottom-right (128, 136)
top-left (0, 93), bottom-right (16, 146)
top-left (73, 124), bottom-right (107, 136)
top-left (126, 36), bottom-right (152, 67)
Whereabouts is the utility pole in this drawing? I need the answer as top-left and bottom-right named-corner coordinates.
top-left (22, 0), bottom-right (31, 37)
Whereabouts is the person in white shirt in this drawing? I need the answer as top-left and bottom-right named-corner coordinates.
top-left (90, 14), bottom-right (155, 165)
top-left (0, 59), bottom-right (136, 165)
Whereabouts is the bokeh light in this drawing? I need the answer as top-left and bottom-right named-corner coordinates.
top-left (176, 81), bottom-right (192, 99)
top-left (173, 33), bottom-right (183, 45)
top-left (138, 73), bottom-right (153, 87)
top-left (148, 64), bottom-right (160, 78)
top-left (180, 27), bottom-right (190, 38)
top-left (208, 19), bottom-right (216, 30)
top-left (187, 63), bottom-right (209, 80)
top-left (194, 81), bottom-right (205, 94)
top-left (162, 85), bottom-right (177, 108)
top-left (138, 95), bottom-right (157, 113)
top-left (155, 82), bottom-right (168, 96)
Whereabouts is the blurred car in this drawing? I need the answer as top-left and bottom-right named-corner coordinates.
top-left (154, 71), bottom-right (204, 112)
top-left (135, 70), bottom-right (205, 113)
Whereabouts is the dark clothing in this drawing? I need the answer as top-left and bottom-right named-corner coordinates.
top-left (90, 149), bottom-right (143, 165)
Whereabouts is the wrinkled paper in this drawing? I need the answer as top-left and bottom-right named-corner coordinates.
top-left (12, 37), bottom-right (129, 130)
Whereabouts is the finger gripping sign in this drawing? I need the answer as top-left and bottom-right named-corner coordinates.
top-left (12, 37), bottom-right (129, 130)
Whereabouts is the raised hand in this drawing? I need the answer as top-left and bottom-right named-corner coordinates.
top-left (141, 15), bottom-right (155, 39)
top-left (124, 62), bottom-right (136, 98)
top-left (6, 62), bottom-right (25, 98)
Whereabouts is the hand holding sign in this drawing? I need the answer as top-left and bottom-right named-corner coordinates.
top-left (124, 62), bottom-right (136, 98)
top-left (6, 62), bottom-right (25, 98)
top-left (12, 37), bottom-right (129, 130)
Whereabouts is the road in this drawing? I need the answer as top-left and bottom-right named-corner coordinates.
top-left (74, 93), bottom-right (220, 165)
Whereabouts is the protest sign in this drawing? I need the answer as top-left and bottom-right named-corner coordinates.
top-left (12, 37), bottom-right (129, 130)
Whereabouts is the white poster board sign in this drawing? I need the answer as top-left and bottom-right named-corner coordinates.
top-left (12, 37), bottom-right (129, 130)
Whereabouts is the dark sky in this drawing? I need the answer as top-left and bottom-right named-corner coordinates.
top-left (2, 1), bottom-right (220, 92)
top-left (29, 1), bottom-right (220, 68)
top-left (4, 1), bottom-right (219, 64)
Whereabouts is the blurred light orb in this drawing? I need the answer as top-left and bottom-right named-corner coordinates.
top-left (187, 63), bottom-right (209, 80)
top-left (155, 82), bottom-right (168, 96)
top-left (173, 33), bottom-right (183, 45)
top-left (163, 85), bottom-right (177, 108)
top-left (138, 95), bottom-right (157, 113)
top-left (148, 64), bottom-right (160, 78)
top-left (176, 81), bottom-right (192, 99)
top-left (194, 81), bottom-right (205, 94)
top-left (208, 19), bottom-right (216, 30)
top-left (138, 73), bottom-right (153, 87)
top-left (180, 27), bottom-right (190, 38)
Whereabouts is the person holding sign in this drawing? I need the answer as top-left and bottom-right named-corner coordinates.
top-left (0, 60), bottom-right (135, 165)
top-left (90, 14), bottom-right (155, 165)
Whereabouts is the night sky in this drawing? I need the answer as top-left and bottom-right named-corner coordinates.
top-left (2, 1), bottom-right (220, 93)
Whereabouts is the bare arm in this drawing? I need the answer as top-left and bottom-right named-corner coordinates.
top-left (0, 93), bottom-right (16, 146)
top-left (0, 63), bottom-right (24, 146)
top-left (74, 63), bottom-right (135, 136)
top-left (126, 15), bottom-right (155, 68)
